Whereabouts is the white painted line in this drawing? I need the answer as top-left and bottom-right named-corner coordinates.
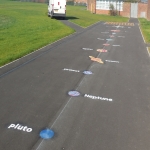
top-left (63, 68), bottom-right (80, 72)
top-left (97, 38), bottom-right (104, 40)
top-left (118, 36), bottom-right (125, 38)
top-left (101, 32), bottom-right (109, 33)
top-left (82, 48), bottom-right (93, 50)
top-left (105, 60), bottom-right (119, 63)
top-left (138, 24), bottom-right (146, 43)
top-left (113, 45), bottom-right (120, 46)
top-left (147, 47), bottom-right (150, 57)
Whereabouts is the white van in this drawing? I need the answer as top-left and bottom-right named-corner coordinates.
top-left (48, 0), bottom-right (66, 18)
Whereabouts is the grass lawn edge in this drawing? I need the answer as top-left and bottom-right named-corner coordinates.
top-left (0, 31), bottom-right (75, 69)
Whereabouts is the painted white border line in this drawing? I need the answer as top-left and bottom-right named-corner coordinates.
top-left (138, 23), bottom-right (150, 57)
top-left (138, 24), bottom-right (146, 43)
top-left (0, 33), bottom-right (75, 69)
top-left (147, 47), bottom-right (150, 57)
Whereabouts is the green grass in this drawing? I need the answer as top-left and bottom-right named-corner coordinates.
top-left (66, 5), bottom-right (129, 27)
top-left (0, 1), bottom-right (128, 67)
top-left (0, 0), bottom-right (74, 67)
top-left (139, 18), bottom-right (150, 43)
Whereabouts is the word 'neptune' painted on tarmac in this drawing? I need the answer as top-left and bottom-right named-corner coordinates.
top-left (8, 124), bottom-right (32, 132)
top-left (40, 129), bottom-right (54, 139)
top-left (97, 49), bottom-right (107, 52)
top-left (105, 60), bottom-right (119, 63)
top-left (89, 56), bottom-right (104, 64)
top-left (68, 91), bottom-right (80, 97)
top-left (63, 68), bottom-right (80, 72)
top-left (84, 94), bottom-right (113, 101)
top-left (82, 48), bottom-right (93, 50)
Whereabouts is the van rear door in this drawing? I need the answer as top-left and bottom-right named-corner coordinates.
top-left (53, 0), bottom-right (66, 15)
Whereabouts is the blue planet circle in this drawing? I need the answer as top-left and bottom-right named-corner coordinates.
top-left (68, 91), bottom-right (80, 97)
top-left (40, 129), bottom-right (54, 139)
top-left (83, 71), bottom-right (93, 75)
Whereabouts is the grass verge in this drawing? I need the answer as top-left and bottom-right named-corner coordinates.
top-left (0, 0), bottom-right (74, 67)
top-left (66, 5), bottom-right (129, 27)
top-left (0, 2), bottom-right (129, 67)
top-left (139, 18), bottom-right (150, 43)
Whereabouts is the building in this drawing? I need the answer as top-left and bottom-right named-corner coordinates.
top-left (87, 0), bottom-right (148, 18)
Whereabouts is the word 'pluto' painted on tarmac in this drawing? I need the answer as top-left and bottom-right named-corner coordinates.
top-left (63, 68), bottom-right (80, 72)
top-left (84, 94), bottom-right (113, 101)
top-left (105, 60), bottom-right (119, 63)
top-left (68, 91), bottom-right (80, 97)
top-left (89, 56), bottom-right (104, 64)
top-left (82, 48), bottom-right (93, 50)
top-left (97, 38), bottom-right (104, 40)
top-left (83, 71), bottom-right (93, 75)
top-left (40, 129), bottom-right (54, 139)
top-left (112, 33), bottom-right (116, 34)
top-left (97, 49), bottom-right (107, 52)
top-left (8, 124), bottom-right (32, 132)
top-left (103, 43), bottom-right (110, 46)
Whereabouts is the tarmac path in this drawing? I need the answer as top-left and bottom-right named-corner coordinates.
top-left (0, 18), bottom-right (150, 150)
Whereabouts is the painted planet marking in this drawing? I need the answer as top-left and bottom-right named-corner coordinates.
top-left (83, 71), bottom-right (93, 75)
top-left (40, 129), bottom-right (54, 139)
top-left (68, 91), bottom-right (80, 97)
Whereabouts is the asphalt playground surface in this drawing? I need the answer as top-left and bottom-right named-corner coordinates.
top-left (0, 18), bottom-right (150, 150)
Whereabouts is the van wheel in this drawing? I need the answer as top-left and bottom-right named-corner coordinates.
top-left (51, 11), bottom-right (53, 19)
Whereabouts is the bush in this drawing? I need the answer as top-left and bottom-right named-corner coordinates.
top-left (109, 4), bottom-right (117, 16)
